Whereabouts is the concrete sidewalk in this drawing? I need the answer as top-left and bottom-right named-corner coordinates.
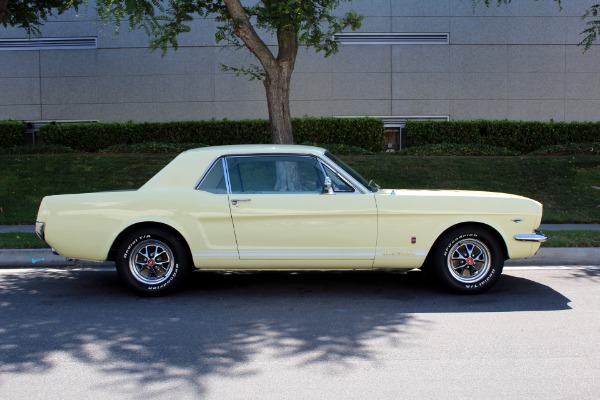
top-left (0, 248), bottom-right (114, 268)
top-left (0, 225), bottom-right (36, 233)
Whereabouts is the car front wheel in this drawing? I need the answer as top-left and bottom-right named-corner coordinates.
top-left (116, 228), bottom-right (191, 296)
top-left (432, 227), bottom-right (504, 294)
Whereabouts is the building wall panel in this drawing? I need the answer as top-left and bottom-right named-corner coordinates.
top-left (508, 100), bottom-right (565, 121)
top-left (41, 77), bottom-right (99, 104)
top-left (0, 78), bottom-right (40, 106)
top-left (392, 73), bottom-right (451, 100)
top-left (0, 0), bottom-right (598, 124)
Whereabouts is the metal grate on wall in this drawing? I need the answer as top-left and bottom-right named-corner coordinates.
top-left (335, 33), bottom-right (449, 45)
top-left (378, 116), bottom-right (450, 126)
top-left (0, 37), bottom-right (97, 51)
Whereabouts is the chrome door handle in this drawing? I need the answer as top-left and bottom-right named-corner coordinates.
top-left (231, 199), bottom-right (252, 205)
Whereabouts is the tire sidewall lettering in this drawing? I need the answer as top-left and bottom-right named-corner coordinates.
top-left (443, 233), bottom-right (478, 258)
top-left (122, 234), bottom-right (153, 260)
top-left (464, 268), bottom-right (496, 290)
top-left (147, 263), bottom-right (179, 291)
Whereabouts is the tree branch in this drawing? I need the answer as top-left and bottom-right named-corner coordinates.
top-left (223, 0), bottom-right (277, 72)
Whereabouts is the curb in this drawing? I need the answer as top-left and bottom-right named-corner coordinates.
top-left (0, 249), bottom-right (114, 269)
top-left (504, 247), bottom-right (600, 266)
top-left (1, 247), bottom-right (598, 269)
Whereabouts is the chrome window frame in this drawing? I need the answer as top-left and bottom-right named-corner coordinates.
top-left (195, 152), bottom-right (369, 195)
top-left (224, 153), bottom-right (354, 194)
top-left (222, 157), bottom-right (233, 194)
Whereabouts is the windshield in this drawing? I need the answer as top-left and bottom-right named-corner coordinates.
top-left (325, 151), bottom-right (379, 192)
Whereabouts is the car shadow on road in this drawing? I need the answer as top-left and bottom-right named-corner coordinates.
top-left (0, 269), bottom-right (571, 397)
top-left (182, 269), bottom-right (572, 313)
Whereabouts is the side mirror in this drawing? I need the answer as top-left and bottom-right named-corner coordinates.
top-left (322, 177), bottom-right (334, 195)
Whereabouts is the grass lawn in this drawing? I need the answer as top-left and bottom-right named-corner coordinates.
top-left (0, 153), bottom-right (599, 224)
top-left (0, 232), bottom-right (48, 249)
top-left (0, 154), bottom-right (174, 224)
top-left (349, 155), bottom-right (600, 223)
top-left (2, 230), bottom-right (599, 249)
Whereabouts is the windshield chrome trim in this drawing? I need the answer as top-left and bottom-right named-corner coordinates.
top-left (320, 154), bottom-right (370, 194)
top-left (319, 162), bottom-right (358, 194)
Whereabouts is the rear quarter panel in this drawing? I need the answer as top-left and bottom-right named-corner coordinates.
top-left (37, 190), bottom-right (237, 262)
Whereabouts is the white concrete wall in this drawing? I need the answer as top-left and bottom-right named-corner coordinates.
top-left (0, 0), bottom-right (599, 122)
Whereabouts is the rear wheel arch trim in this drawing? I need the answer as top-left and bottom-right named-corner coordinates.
top-left (108, 222), bottom-right (193, 263)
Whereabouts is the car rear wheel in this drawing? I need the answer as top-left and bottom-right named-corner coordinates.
top-left (116, 228), bottom-right (191, 296)
top-left (432, 227), bottom-right (503, 294)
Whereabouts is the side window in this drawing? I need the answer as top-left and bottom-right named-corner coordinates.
top-left (323, 165), bottom-right (355, 193)
top-left (197, 159), bottom-right (227, 194)
top-left (226, 155), bottom-right (325, 194)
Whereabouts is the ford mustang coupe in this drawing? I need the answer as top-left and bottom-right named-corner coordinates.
top-left (36, 145), bottom-right (546, 295)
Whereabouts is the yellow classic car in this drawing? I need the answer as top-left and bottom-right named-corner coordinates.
top-left (35, 145), bottom-right (546, 295)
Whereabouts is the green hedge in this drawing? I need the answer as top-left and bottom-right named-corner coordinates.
top-left (292, 118), bottom-right (383, 151)
top-left (398, 143), bottom-right (520, 157)
top-left (405, 120), bottom-right (600, 153)
top-left (0, 121), bottom-right (24, 148)
top-left (40, 118), bottom-right (384, 152)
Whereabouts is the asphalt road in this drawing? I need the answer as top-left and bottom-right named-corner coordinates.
top-left (1, 267), bottom-right (599, 399)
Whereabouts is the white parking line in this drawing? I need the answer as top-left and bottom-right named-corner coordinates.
top-left (505, 266), bottom-right (600, 270)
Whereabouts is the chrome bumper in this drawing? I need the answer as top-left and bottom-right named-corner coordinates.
top-left (35, 221), bottom-right (45, 241)
top-left (36, 222), bottom-right (61, 255)
top-left (514, 230), bottom-right (547, 243)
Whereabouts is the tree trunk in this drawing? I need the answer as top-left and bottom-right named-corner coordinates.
top-left (264, 66), bottom-right (294, 144)
top-left (223, 0), bottom-right (299, 145)
top-left (0, 0), bottom-right (8, 24)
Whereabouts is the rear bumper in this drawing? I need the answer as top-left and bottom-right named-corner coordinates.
top-left (514, 230), bottom-right (547, 243)
top-left (35, 221), bottom-right (45, 241)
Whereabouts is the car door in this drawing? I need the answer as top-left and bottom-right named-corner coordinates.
top-left (225, 154), bottom-right (377, 268)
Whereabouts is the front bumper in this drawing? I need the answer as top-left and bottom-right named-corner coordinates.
top-left (514, 230), bottom-right (547, 243)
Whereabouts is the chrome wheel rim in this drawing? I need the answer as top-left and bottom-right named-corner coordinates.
top-left (128, 239), bottom-right (175, 285)
top-left (446, 238), bottom-right (492, 283)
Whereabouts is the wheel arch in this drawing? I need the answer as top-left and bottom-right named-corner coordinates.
top-left (424, 222), bottom-right (509, 268)
top-left (107, 222), bottom-right (193, 263)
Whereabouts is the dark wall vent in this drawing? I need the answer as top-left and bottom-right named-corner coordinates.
top-left (335, 33), bottom-right (449, 45)
top-left (0, 37), bottom-right (97, 51)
